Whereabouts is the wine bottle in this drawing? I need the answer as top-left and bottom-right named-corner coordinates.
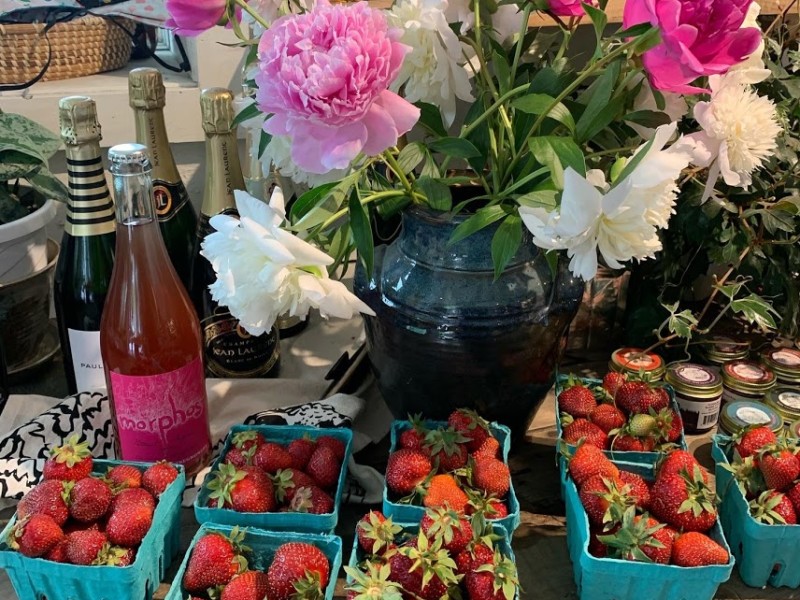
top-left (54, 96), bottom-right (116, 395)
top-left (192, 88), bottom-right (281, 378)
top-left (128, 67), bottom-right (197, 291)
top-left (101, 143), bottom-right (211, 474)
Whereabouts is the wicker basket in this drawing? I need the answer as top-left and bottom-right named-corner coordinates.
top-left (0, 14), bottom-right (134, 86)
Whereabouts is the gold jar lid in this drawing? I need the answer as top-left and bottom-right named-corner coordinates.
top-left (609, 347), bottom-right (666, 380)
top-left (701, 336), bottom-right (750, 365)
top-left (128, 67), bottom-right (166, 110)
top-left (765, 387), bottom-right (800, 421)
top-left (665, 363), bottom-right (723, 399)
top-left (720, 401), bottom-right (783, 435)
top-left (762, 348), bottom-right (800, 383)
top-left (721, 360), bottom-right (776, 395)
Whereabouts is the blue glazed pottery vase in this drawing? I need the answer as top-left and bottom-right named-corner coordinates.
top-left (354, 206), bottom-right (584, 438)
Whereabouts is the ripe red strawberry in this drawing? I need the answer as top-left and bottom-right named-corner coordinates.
top-left (183, 530), bottom-right (248, 593)
top-left (472, 457), bottom-right (510, 498)
top-left (424, 427), bottom-right (469, 472)
top-left (62, 520), bottom-right (103, 535)
top-left (101, 546), bottom-right (137, 566)
top-left (567, 443), bottom-right (619, 487)
top-left (610, 434), bottom-right (653, 452)
top-left (316, 436), bottom-right (346, 462)
top-left (602, 372), bottom-right (627, 397)
top-left (225, 446), bottom-right (255, 468)
top-left (65, 529), bottom-right (108, 565)
top-left (105, 465), bottom-right (142, 490)
top-left (600, 511), bottom-right (675, 564)
top-left (69, 476), bottom-right (113, 523)
top-left (142, 460), bottom-right (179, 498)
top-left (8, 514), bottom-right (63, 558)
top-left (306, 445), bottom-right (341, 490)
top-left (465, 552), bottom-right (519, 600)
top-left (651, 469), bottom-right (717, 532)
top-left (466, 493), bottom-right (509, 520)
top-left (420, 507), bottom-right (472, 554)
top-left (112, 487), bottom-right (156, 514)
top-left (759, 445), bottom-right (800, 492)
top-left (231, 430), bottom-right (265, 452)
top-left (447, 408), bottom-right (492, 453)
top-left (44, 537), bottom-right (69, 563)
top-left (589, 404), bottom-right (626, 434)
top-left (657, 450), bottom-right (708, 483)
top-left (750, 490), bottom-right (797, 525)
top-left (733, 426), bottom-right (777, 459)
top-left (588, 525), bottom-right (609, 558)
top-left (400, 415), bottom-right (429, 452)
top-left (272, 468), bottom-right (317, 504)
top-left (289, 486), bottom-right (334, 514)
top-left (389, 535), bottom-right (457, 600)
top-left (671, 532), bottom-right (729, 566)
top-left (579, 474), bottom-right (633, 527)
top-left (356, 511), bottom-right (401, 556)
top-left (221, 570), bottom-right (270, 600)
top-left (106, 497), bottom-right (154, 547)
top-left (558, 382), bottom-right (598, 418)
top-left (287, 437), bottom-right (317, 470)
top-left (455, 542), bottom-right (494, 575)
top-left (787, 481), bottom-right (800, 515)
top-left (563, 418), bottom-right (608, 449)
top-left (386, 449), bottom-right (433, 495)
top-left (208, 464), bottom-right (275, 513)
top-left (43, 435), bottom-right (92, 482)
top-left (17, 479), bottom-right (70, 526)
top-left (653, 408), bottom-right (683, 443)
top-left (253, 442), bottom-right (294, 474)
top-left (616, 382), bottom-right (669, 415)
top-left (472, 436), bottom-right (501, 460)
top-left (619, 470), bottom-right (651, 511)
top-left (266, 542), bottom-right (330, 600)
top-left (423, 474), bottom-right (469, 512)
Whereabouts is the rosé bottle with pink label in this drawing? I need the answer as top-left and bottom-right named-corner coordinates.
top-left (101, 143), bottom-right (211, 475)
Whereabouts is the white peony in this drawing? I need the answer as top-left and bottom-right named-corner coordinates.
top-left (201, 188), bottom-right (374, 335)
top-left (724, 1), bottom-right (770, 85)
top-left (389, 0), bottom-right (473, 127)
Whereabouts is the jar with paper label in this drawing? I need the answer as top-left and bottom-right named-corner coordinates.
top-left (721, 360), bottom-right (776, 404)
top-left (719, 401), bottom-right (783, 436)
top-left (609, 347), bottom-right (666, 381)
top-left (761, 347), bottom-right (800, 385)
top-left (765, 387), bottom-right (800, 427)
top-left (664, 363), bottom-right (723, 433)
top-left (699, 336), bottom-right (750, 367)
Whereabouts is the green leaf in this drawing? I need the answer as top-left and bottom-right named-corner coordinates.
top-left (610, 22), bottom-right (655, 38)
top-left (349, 193), bottom-right (374, 277)
top-left (666, 307), bottom-right (699, 339)
top-left (583, 3), bottom-right (608, 60)
top-left (396, 142), bottom-right (426, 175)
top-left (575, 61), bottom-right (620, 143)
top-left (449, 205), bottom-right (506, 245)
top-left (428, 137), bottom-right (481, 159)
top-left (26, 170), bottom-right (69, 202)
top-left (512, 94), bottom-right (576, 133)
top-left (730, 294), bottom-right (779, 332)
top-left (610, 136), bottom-right (654, 188)
top-left (530, 138), bottom-right (564, 189)
top-left (415, 177), bottom-right (452, 211)
top-left (0, 150), bottom-right (40, 181)
top-left (493, 49), bottom-right (512, 94)
top-left (258, 130), bottom-right (271, 160)
top-left (290, 182), bottom-right (338, 221)
top-left (0, 113), bottom-right (62, 160)
top-left (231, 102), bottom-right (262, 129)
top-left (415, 102), bottom-right (448, 137)
top-left (491, 215), bottom-right (522, 280)
top-left (516, 189), bottom-right (558, 210)
top-left (716, 280), bottom-right (745, 300)
top-left (528, 136), bottom-right (586, 177)
top-left (624, 110), bottom-right (673, 128)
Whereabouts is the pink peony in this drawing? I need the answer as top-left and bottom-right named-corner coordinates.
top-left (624, 0), bottom-right (762, 94)
top-left (548, 0), bottom-right (595, 17)
top-left (255, 0), bottom-right (420, 174)
top-left (165, 0), bottom-right (228, 36)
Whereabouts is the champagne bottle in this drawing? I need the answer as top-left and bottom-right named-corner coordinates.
top-left (54, 96), bottom-right (116, 395)
top-left (128, 67), bottom-right (197, 291)
top-left (192, 88), bottom-right (281, 378)
top-left (101, 143), bottom-right (211, 474)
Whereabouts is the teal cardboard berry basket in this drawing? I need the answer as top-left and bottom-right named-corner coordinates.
top-left (345, 520), bottom-right (519, 599)
top-left (712, 434), bottom-right (800, 588)
top-left (0, 458), bottom-right (185, 600)
top-left (165, 523), bottom-right (342, 600)
top-left (563, 458), bottom-right (734, 600)
top-left (194, 424), bottom-right (353, 533)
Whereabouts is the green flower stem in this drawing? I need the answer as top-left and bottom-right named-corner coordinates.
top-left (382, 150), bottom-right (415, 194)
top-left (586, 145), bottom-right (640, 159)
top-left (510, 4), bottom-right (534, 84)
top-left (233, 0), bottom-right (271, 31)
top-left (459, 84), bottom-right (529, 139)
top-left (317, 189), bottom-right (415, 232)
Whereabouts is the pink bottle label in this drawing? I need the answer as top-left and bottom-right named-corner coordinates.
top-left (109, 357), bottom-right (210, 465)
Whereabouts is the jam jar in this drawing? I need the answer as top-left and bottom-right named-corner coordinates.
top-left (765, 387), bottom-right (800, 427)
top-left (761, 347), bottom-right (800, 385)
top-left (700, 336), bottom-right (750, 368)
top-left (609, 347), bottom-right (666, 381)
top-left (719, 400), bottom-right (783, 436)
top-left (664, 363), bottom-right (723, 433)
top-left (721, 360), bottom-right (776, 404)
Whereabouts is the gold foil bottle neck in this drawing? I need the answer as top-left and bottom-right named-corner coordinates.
top-left (200, 88), bottom-right (236, 135)
top-left (59, 96), bottom-right (102, 145)
top-left (128, 67), bottom-right (166, 110)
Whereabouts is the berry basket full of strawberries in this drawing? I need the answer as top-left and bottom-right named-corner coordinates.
top-left (383, 410), bottom-right (521, 537)
top-left (0, 436), bottom-right (184, 600)
top-left (712, 429), bottom-right (800, 588)
top-left (194, 424), bottom-right (352, 533)
top-left (563, 444), bottom-right (734, 600)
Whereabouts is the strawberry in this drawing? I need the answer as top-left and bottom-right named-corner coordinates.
top-left (420, 506), bottom-right (472, 554)
top-left (787, 481), bottom-right (800, 515)
top-left (566, 443), bottom-right (619, 487)
top-left (423, 474), bottom-right (469, 512)
top-left (386, 449), bottom-right (433, 495)
top-left (558, 380), bottom-right (598, 419)
top-left (306, 445), bottom-right (341, 490)
top-left (344, 562), bottom-right (403, 599)
top-left (588, 525), bottom-right (609, 558)
top-left (455, 542), bottom-right (494, 575)
top-left (105, 465), bottom-right (142, 490)
top-left (616, 382), bottom-right (669, 415)
top-left (8, 514), bottom-right (63, 558)
top-left (733, 425), bottom-right (777, 459)
top-left (650, 467), bottom-right (717, 532)
top-left (628, 413), bottom-right (657, 438)
top-left (602, 372), bottom-right (627, 398)
top-left (17, 479), bottom-right (70, 526)
top-left (44, 537), bottom-right (69, 563)
top-left (467, 493), bottom-right (509, 520)
top-left (287, 437), bottom-right (317, 470)
top-left (106, 496), bottom-right (154, 547)
top-left (671, 532), bottom-right (729, 566)
top-left (112, 487), bottom-right (156, 514)
top-left (447, 408), bottom-right (492, 453)
top-left (759, 444), bottom-right (800, 492)
top-left (563, 418), bottom-right (608, 449)
top-left (289, 486), bottom-right (334, 514)
top-left (598, 508), bottom-right (675, 564)
top-left (472, 436), bottom-right (501, 460)
top-left (721, 454), bottom-right (766, 500)
top-left (472, 457), bottom-right (510, 498)
top-left (231, 430), bottom-right (265, 452)
top-left (578, 474), bottom-right (633, 527)
top-left (589, 404), bottom-right (626, 434)
top-left (207, 464), bottom-right (275, 513)
top-left (226, 446), bottom-right (256, 468)
top-left (657, 450), bottom-right (708, 483)
top-left (653, 408), bottom-right (683, 443)
top-left (610, 434), bottom-right (653, 452)
top-left (266, 542), bottom-right (331, 600)
top-left (100, 546), bottom-right (137, 566)
top-left (389, 535), bottom-right (458, 600)
top-left (142, 460), bottom-right (179, 498)
top-left (221, 570), bottom-right (270, 600)
top-left (272, 468), bottom-right (316, 504)
top-left (424, 427), bottom-right (469, 472)
top-left (253, 443), bottom-right (294, 474)
top-left (183, 530), bottom-right (248, 593)
top-left (465, 551), bottom-right (519, 600)
top-left (356, 511), bottom-right (402, 556)
top-left (43, 435), bottom-right (93, 482)
top-left (65, 529), bottom-right (108, 565)
top-left (749, 490), bottom-right (798, 525)
top-left (69, 476), bottom-right (113, 523)
top-left (316, 436), bottom-right (346, 462)
top-left (400, 415), bottom-right (429, 452)
top-left (619, 470), bottom-right (651, 511)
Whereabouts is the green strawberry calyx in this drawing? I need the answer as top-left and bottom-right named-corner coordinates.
top-left (359, 512), bottom-right (402, 555)
top-left (343, 563), bottom-right (403, 600)
top-left (677, 466), bottom-right (716, 518)
top-left (474, 551), bottom-right (520, 600)
top-left (749, 491), bottom-right (789, 524)
top-left (50, 434), bottom-right (91, 467)
top-left (206, 463), bottom-right (247, 509)
top-left (400, 534), bottom-right (459, 592)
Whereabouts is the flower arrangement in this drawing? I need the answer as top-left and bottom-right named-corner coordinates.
top-left (165, 0), bottom-right (790, 339)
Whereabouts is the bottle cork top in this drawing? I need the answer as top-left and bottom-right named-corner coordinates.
top-left (59, 96), bottom-right (102, 145)
top-left (128, 68), bottom-right (166, 110)
top-left (200, 88), bottom-right (237, 134)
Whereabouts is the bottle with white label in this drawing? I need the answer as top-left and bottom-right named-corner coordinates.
top-left (54, 96), bottom-right (116, 395)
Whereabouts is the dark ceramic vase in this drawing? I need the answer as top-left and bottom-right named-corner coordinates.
top-left (354, 206), bottom-right (584, 438)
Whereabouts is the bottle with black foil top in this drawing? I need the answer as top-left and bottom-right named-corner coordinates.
top-left (128, 67), bottom-right (197, 291)
top-left (54, 96), bottom-right (116, 394)
top-left (191, 87), bottom-right (280, 378)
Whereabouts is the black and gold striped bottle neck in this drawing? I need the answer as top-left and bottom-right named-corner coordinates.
top-left (64, 142), bottom-right (116, 237)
